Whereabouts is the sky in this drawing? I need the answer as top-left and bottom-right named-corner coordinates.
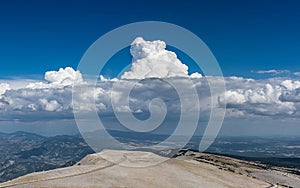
top-left (1, 0), bottom-right (300, 78)
top-left (0, 0), bottom-right (300, 138)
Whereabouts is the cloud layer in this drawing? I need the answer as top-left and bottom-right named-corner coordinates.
top-left (1, 71), bottom-right (300, 122)
top-left (219, 78), bottom-right (298, 116)
top-left (0, 38), bottom-right (300, 124)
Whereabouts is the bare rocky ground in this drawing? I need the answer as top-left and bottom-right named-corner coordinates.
top-left (0, 149), bottom-right (299, 188)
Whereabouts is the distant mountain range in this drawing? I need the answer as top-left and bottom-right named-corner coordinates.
top-left (0, 131), bottom-right (93, 183)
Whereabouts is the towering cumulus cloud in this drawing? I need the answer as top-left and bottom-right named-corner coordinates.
top-left (121, 37), bottom-right (202, 79)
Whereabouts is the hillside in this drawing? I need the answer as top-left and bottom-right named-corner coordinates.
top-left (1, 149), bottom-right (299, 188)
top-left (0, 132), bottom-right (93, 182)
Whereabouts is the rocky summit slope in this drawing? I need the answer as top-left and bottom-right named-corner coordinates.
top-left (0, 149), bottom-right (299, 188)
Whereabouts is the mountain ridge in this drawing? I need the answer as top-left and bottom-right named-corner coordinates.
top-left (1, 149), bottom-right (300, 188)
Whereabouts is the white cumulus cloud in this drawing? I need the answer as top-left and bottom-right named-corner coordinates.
top-left (121, 37), bottom-right (201, 79)
top-left (0, 83), bottom-right (11, 95)
top-left (219, 78), bottom-right (298, 116)
top-left (26, 67), bottom-right (83, 89)
top-left (280, 80), bottom-right (300, 90)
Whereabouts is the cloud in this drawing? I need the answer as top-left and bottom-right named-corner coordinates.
top-left (0, 83), bottom-right (10, 95)
top-left (279, 80), bottom-right (300, 103)
top-left (280, 80), bottom-right (300, 90)
top-left (294, 72), bottom-right (300, 77)
top-left (218, 90), bottom-right (246, 105)
top-left (1, 86), bottom-right (73, 113)
top-left (38, 98), bottom-right (62, 112)
top-left (190, 72), bottom-right (203, 79)
top-left (26, 67), bottom-right (83, 89)
top-left (253, 69), bottom-right (290, 75)
top-left (280, 89), bottom-right (300, 103)
top-left (121, 37), bottom-right (201, 79)
top-left (0, 68), bottom-right (82, 115)
top-left (218, 78), bottom-right (298, 116)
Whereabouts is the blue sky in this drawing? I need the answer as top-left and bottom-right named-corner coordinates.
top-left (1, 0), bottom-right (300, 138)
top-left (1, 0), bottom-right (300, 78)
